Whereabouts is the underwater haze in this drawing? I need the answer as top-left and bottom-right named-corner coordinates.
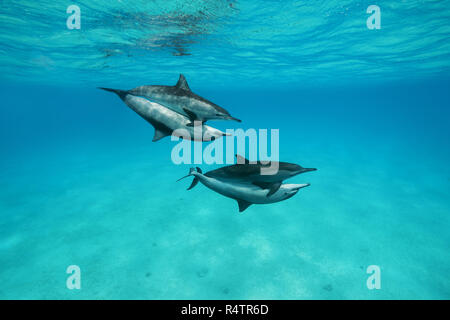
top-left (0, 0), bottom-right (450, 299)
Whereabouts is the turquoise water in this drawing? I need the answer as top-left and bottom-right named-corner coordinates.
top-left (1, 1), bottom-right (449, 299)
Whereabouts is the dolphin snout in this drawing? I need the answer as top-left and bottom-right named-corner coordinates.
top-left (291, 165), bottom-right (317, 175)
top-left (294, 183), bottom-right (310, 190)
top-left (209, 131), bottom-right (231, 140)
top-left (301, 167), bottom-right (317, 173)
top-left (223, 115), bottom-right (241, 123)
top-left (282, 183), bottom-right (309, 199)
top-left (285, 183), bottom-right (310, 195)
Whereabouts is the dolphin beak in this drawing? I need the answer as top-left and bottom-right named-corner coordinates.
top-left (285, 183), bottom-right (310, 198)
top-left (227, 116), bottom-right (242, 123)
top-left (291, 167), bottom-right (317, 177)
top-left (295, 183), bottom-right (310, 190)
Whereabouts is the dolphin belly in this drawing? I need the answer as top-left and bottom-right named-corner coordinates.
top-left (120, 93), bottom-right (227, 141)
top-left (146, 95), bottom-right (192, 118)
top-left (148, 95), bottom-right (219, 123)
top-left (130, 87), bottom-right (216, 122)
top-left (198, 175), bottom-right (290, 205)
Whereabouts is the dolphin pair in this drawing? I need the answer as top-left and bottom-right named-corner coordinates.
top-left (206, 154), bottom-right (317, 197)
top-left (178, 156), bottom-right (316, 212)
top-left (99, 88), bottom-right (229, 141)
top-left (99, 74), bottom-right (240, 141)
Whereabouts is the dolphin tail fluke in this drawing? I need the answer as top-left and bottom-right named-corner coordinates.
top-left (177, 167), bottom-right (203, 190)
top-left (98, 87), bottom-right (128, 101)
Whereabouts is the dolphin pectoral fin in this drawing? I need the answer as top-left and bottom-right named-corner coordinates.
top-left (182, 108), bottom-right (201, 125)
top-left (235, 154), bottom-right (250, 164)
top-left (251, 181), bottom-right (272, 189)
top-left (251, 181), bottom-right (282, 197)
top-left (237, 200), bottom-right (252, 213)
top-left (176, 74), bottom-right (191, 91)
top-left (152, 129), bottom-right (171, 142)
top-left (266, 182), bottom-right (282, 197)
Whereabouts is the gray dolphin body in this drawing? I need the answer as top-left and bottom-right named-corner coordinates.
top-left (128, 74), bottom-right (241, 125)
top-left (99, 88), bottom-right (228, 142)
top-left (204, 155), bottom-right (317, 197)
top-left (179, 167), bottom-right (310, 213)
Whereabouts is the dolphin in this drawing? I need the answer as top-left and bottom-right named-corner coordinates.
top-left (178, 167), bottom-right (310, 213)
top-left (203, 155), bottom-right (317, 197)
top-left (128, 74), bottom-right (241, 125)
top-left (99, 88), bottom-right (229, 142)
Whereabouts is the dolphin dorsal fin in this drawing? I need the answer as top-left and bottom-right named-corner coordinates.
top-left (152, 129), bottom-right (171, 142)
top-left (235, 154), bottom-right (250, 164)
top-left (175, 74), bottom-right (191, 91)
